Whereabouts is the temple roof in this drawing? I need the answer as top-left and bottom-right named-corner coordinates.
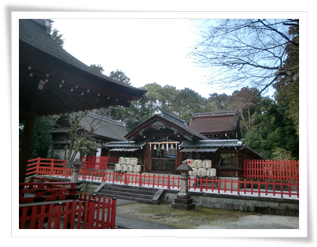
top-left (19, 19), bottom-right (146, 118)
top-left (189, 111), bottom-right (241, 138)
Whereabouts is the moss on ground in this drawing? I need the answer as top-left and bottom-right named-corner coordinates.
top-left (116, 202), bottom-right (258, 229)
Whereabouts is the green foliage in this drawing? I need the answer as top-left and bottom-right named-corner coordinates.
top-left (89, 64), bottom-right (104, 74)
top-left (241, 97), bottom-right (299, 159)
top-left (50, 28), bottom-right (64, 47)
top-left (19, 116), bottom-right (56, 159)
top-left (78, 140), bottom-right (99, 156)
top-left (109, 69), bottom-right (131, 85)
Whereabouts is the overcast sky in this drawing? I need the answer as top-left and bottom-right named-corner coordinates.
top-left (51, 18), bottom-right (218, 98)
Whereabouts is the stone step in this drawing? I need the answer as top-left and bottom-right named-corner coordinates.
top-left (96, 184), bottom-right (164, 204)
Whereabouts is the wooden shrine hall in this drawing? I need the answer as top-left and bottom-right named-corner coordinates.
top-left (19, 19), bottom-right (146, 182)
top-left (104, 109), bottom-right (262, 178)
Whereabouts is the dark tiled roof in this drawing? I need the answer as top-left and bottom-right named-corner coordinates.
top-left (189, 111), bottom-right (239, 134)
top-left (104, 141), bottom-right (146, 148)
top-left (180, 139), bottom-right (263, 159)
top-left (79, 113), bottom-right (128, 141)
top-left (154, 109), bottom-right (208, 140)
top-left (51, 113), bottom-right (128, 141)
top-left (19, 19), bottom-right (147, 92)
top-left (180, 139), bottom-right (245, 148)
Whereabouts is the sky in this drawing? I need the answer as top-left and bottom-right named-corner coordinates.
top-left (51, 18), bottom-right (217, 98)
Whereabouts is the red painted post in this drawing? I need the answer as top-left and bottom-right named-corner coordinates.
top-left (288, 180), bottom-right (291, 198)
top-left (54, 202), bottom-right (63, 229)
top-left (88, 200), bottom-right (96, 229)
top-left (167, 175), bottom-right (170, 189)
top-left (211, 178), bottom-right (214, 192)
top-left (218, 178), bottom-right (221, 193)
top-left (280, 181), bottom-right (284, 198)
top-left (152, 174), bottom-right (155, 188)
top-left (250, 180), bottom-right (253, 195)
top-left (237, 179), bottom-right (240, 195)
top-left (258, 180), bottom-right (261, 196)
top-left (110, 197), bottom-right (117, 229)
top-left (243, 159), bottom-right (246, 179)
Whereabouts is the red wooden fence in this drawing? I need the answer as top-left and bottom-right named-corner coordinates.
top-left (80, 156), bottom-right (108, 170)
top-left (19, 177), bottom-right (117, 229)
top-left (26, 157), bottom-right (66, 176)
top-left (19, 195), bottom-right (117, 229)
top-left (27, 158), bottom-right (299, 199)
top-left (32, 167), bottom-right (298, 199)
top-left (244, 160), bottom-right (299, 182)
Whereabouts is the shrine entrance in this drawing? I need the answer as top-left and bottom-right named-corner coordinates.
top-left (151, 143), bottom-right (176, 173)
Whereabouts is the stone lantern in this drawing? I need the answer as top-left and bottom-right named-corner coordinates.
top-left (71, 160), bottom-right (82, 182)
top-left (172, 160), bottom-right (195, 210)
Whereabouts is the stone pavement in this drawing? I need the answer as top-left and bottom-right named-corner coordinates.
top-left (114, 198), bottom-right (184, 229)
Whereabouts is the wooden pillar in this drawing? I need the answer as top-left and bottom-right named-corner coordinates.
top-left (234, 151), bottom-right (239, 177)
top-left (143, 139), bottom-right (151, 172)
top-left (19, 113), bottom-right (36, 182)
top-left (175, 144), bottom-right (183, 173)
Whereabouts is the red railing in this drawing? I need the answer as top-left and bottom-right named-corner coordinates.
top-left (19, 179), bottom-right (80, 204)
top-left (80, 156), bottom-right (108, 170)
top-left (244, 160), bottom-right (299, 182)
top-left (26, 157), bottom-right (66, 177)
top-left (19, 178), bottom-right (117, 229)
top-left (29, 158), bottom-right (299, 199)
top-left (19, 195), bottom-right (117, 229)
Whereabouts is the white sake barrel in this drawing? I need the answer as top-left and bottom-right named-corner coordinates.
top-left (203, 159), bottom-right (212, 168)
top-left (186, 159), bottom-right (195, 167)
top-left (114, 163), bottom-right (122, 171)
top-left (133, 165), bottom-right (141, 173)
top-left (194, 159), bottom-right (203, 168)
top-left (189, 168), bottom-right (198, 176)
top-left (119, 157), bottom-right (125, 164)
top-left (130, 158), bottom-right (138, 165)
top-left (124, 157), bottom-right (131, 164)
top-left (198, 168), bottom-right (207, 177)
top-left (121, 164), bottom-right (127, 172)
top-left (126, 165), bottom-right (133, 172)
top-left (207, 168), bottom-right (216, 177)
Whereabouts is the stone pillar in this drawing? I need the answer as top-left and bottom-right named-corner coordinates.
top-left (172, 160), bottom-right (195, 210)
top-left (71, 161), bottom-right (82, 182)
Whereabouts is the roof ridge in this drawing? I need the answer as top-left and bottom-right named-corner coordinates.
top-left (154, 108), bottom-right (187, 126)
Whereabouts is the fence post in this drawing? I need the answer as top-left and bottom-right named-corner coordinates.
top-left (110, 197), bottom-right (117, 229)
top-left (88, 200), bottom-right (96, 229)
top-left (51, 158), bottom-right (54, 176)
top-left (53, 202), bottom-right (63, 229)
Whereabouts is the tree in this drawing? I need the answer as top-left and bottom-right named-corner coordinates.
top-left (273, 22), bottom-right (299, 136)
top-left (189, 19), bottom-right (299, 95)
top-left (89, 64), bottom-right (104, 74)
top-left (241, 97), bottom-right (299, 159)
top-left (50, 28), bottom-right (64, 47)
top-left (19, 116), bottom-right (56, 159)
top-left (61, 110), bottom-right (112, 168)
top-left (230, 87), bottom-right (260, 135)
top-left (109, 69), bottom-right (131, 85)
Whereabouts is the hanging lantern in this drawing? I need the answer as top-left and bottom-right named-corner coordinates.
top-left (154, 144), bottom-right (157, 150)
top-left (161, 143), bottom-right (165, 150)
top-left (170, 143), bottom-right (174, 150)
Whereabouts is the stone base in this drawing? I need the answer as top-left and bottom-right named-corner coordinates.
top-left (172, 197), bottom-right (195, 210)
